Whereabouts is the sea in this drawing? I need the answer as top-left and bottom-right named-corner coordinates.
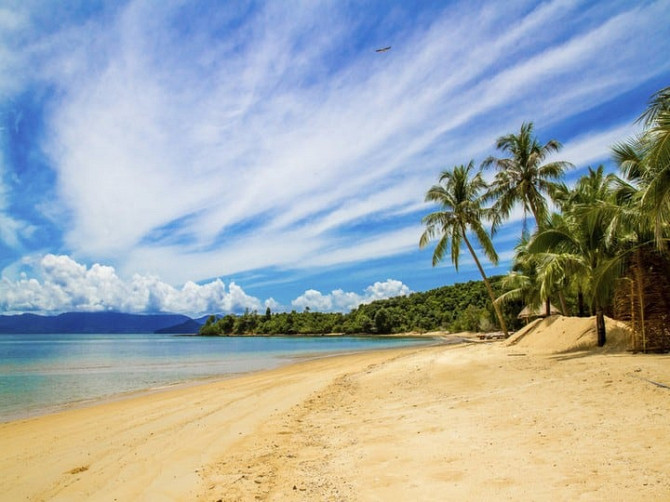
top-left (0, 333), bottom-right (433, 422)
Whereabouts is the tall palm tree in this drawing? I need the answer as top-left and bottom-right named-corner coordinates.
top-left (482, 122), bottom-right (573, 235)
top-left (528, 167), bottom-right (621, 346)
top-left (419, 161), bottom-right (508, 337)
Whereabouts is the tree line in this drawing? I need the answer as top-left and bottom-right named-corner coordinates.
top-left (199, 277), bottom-right (524, 336)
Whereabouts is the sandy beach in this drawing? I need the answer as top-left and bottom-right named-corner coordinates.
top-left (1, 317), bottom-right (669, 501)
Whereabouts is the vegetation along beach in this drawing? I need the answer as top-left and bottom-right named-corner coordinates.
top-left (1, 2), bottom-right (670, 501)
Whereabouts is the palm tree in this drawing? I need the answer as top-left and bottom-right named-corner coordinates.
top-left (638, 88), bottom-right (670, 248)
top-left (419, 161), bottom-right (509, 337)
top-left (531, 213), bottom-right (574, 316)
top-left (528, 167), bottom-right (621, 346)
top-left (552, 167), bottom-right (625, 318)
top-left (494, 236), bottom-right (543, 320)
top-left (499, 213), bottom-right (579, 320)
top-left (482, 122), bottom-right (573, 235)
top-left (609, 88), bottom-right (670, 351)
top-left (613, 85), bottom-right (670, 249)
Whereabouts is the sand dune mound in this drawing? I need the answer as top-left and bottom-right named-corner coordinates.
top-left (505, 315), bottom-right (632, 354)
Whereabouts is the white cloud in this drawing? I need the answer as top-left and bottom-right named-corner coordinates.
top-left (1, 255), bottom-right (412, 315)
top-left (291, 289), bottom-right (333, 312)
top-left (0, 254), bottom-right (262, 316)
top-left (365, 279), bottom-right (412, 301)
top-left (263, 297), bottom-right (281, 312)
top-left (0, 212), bottom-right (30, 249)
top-left (0, 7), bottom-right (28, 95)
top-left (300, 225), bottom-right (423, 270)
top-left (292, 279), bottom-right (412, 313)
top-left (556, 122), bottom-right (640, 170)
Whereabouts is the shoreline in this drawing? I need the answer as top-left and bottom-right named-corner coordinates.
top-left (0, 344), bottom-right (431, 501)
top-left (0, 333), bottom-right (442, 424)
top-left (3, 332), bottom-right (668, 501)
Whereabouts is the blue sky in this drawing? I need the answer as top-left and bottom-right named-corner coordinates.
top-left (1, 0), bottom-right (669, 316)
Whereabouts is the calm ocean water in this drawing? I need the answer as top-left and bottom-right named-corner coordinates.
top-left (0, 333), bottom-right (432, 422)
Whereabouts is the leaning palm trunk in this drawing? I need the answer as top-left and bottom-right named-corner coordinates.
top-left (421, 163), bottom-right (508, 338)
top-left (461, 227), bottom-right (509, 337)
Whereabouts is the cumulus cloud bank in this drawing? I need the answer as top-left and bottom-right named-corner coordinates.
top-left (292, 279), bottom-right (412, 312)
top-left (0, 254), bottom-right (262, 316)
top-left (0, 255), bottom-right (410, 316)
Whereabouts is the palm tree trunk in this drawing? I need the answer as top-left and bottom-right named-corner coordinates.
top-left (461, 228), bottom-right (509, 337)
top-left (558, 290), bottom-right (568, 316)
top-left (533, 209), bottom-right (569, 319)
top-left (633, 249), bottom-right (647, 353)
top-left (531, 205), bottom-right (542, 232)
top-left (595, 304), bottom-right (606, 347)
top-left (545, 297), bottom-right (551, 317)
top-left (577, 289), bottom-right (585, 317)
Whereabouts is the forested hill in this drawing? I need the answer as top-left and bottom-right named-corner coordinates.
top-left (348, 277), bottom-right (522, 334)
top-left (200, 277), bottom-right (523, 336)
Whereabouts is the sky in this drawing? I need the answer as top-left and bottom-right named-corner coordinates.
top-left (1, 0), bottom-right (669, 317)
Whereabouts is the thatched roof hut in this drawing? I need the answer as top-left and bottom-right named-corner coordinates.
top-left (518, 303), bottom-right (561, 320)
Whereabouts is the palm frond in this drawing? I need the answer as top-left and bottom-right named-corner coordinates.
top-left (637, 85), bottom-right (670, 127)
top-left (494, 287), bottom-right (525, 306)
top-left (538, 161), bottom-right (572, 179)
top-left (528, 228), bottom-right (578, 254)
top-left (612, 138), bottom-right (646, 181)
top-left (472, 221), bottom-right (498, 265)
top-left (433, 233), bottom-right (450, 267)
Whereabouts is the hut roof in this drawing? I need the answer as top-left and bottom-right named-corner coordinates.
top-left (518, 303), bottom-right (561, 319)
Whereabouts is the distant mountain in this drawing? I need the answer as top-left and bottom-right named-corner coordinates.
top-left (0, 312), bottom-right (200, 334)
top-left (154, 319), bottom-right (203, 334)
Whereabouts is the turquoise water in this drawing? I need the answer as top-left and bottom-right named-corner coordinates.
top-left (0, 333), bottom-right (432, 422)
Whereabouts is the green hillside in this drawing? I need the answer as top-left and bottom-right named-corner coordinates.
top-left (200, 277), bottom-right (523, 336)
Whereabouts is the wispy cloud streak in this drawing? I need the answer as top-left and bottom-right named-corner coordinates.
top-left (0, 0), bottom-right (669, 310)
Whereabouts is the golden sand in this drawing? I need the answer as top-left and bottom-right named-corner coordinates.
top-left (1, 317), bottom-right (669, 501)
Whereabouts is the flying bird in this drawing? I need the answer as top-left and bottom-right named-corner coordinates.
top-left (375, 46), bottom-right (391, 53)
